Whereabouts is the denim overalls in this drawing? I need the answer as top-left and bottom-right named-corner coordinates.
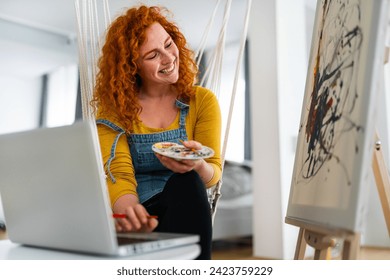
top-left (96, 99), bottom-right (189, 203)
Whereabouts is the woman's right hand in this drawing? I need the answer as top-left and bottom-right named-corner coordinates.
top-left (113, 194), bottom-right (158, 233)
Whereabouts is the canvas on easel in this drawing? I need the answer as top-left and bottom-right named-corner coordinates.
top-left (286, 0), bottom-right (389, 235)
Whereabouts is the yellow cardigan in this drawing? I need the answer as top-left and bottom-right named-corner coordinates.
top-left (97, 86), bottom-right (222, 207)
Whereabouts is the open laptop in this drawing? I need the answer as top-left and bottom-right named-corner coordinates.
top-left (0, 121), bottom-right (199, 257)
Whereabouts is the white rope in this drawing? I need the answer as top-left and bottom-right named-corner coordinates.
top-left (75, 0), bottom-right (111, 121)
top-left (77, 0), bottom-right (92, 120)
top-left (195, 0), bottom-right (222, 66)
top-left (75, 0), bottom-right (91, 120)
top-left (103, 0), bottom-right (111, 28)
top-left (209, 0), bottom-right (252, 223)
top-left (200, 0), bottom-right (232, 98)
top-left (91, 0), bottom-right (100, 95)
top-left (221, 0), bottom-right (252, 164)
top-left (197, 0), bottom-right (252, 164)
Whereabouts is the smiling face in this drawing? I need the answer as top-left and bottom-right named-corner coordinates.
top-left (137, 22), bottom-right (180, 89)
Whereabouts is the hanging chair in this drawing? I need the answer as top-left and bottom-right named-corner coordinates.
top-left (74, 0), bottom-right (252, 223)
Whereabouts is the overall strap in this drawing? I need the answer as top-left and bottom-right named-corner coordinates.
top-left (96, 119), bottom-right (126, 183)
top-left (175, 99), bottom-right (189, 129)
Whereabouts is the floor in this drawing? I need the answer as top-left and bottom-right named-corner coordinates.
top-left (211, 236), bottom-right (390, 260)
top-left (0, 229), bottom-right (6, 241)
top-left (1, 230), bottom-right (389, 260)
top-left (212, 236), bottom-right (255, 260)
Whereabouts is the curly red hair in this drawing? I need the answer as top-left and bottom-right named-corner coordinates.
top-left (92, 5), bottom-right (198, 131)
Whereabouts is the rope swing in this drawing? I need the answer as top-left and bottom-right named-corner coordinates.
top-left (74, 0), bottom-right (252, 222)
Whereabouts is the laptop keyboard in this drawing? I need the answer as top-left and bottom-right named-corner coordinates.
top-left (116, 236), bottom-right (155, 246)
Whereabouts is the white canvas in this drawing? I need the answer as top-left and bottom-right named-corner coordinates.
top-left (286, 0), bottom-right (389, 232)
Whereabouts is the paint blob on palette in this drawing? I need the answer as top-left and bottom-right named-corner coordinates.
top-left (152, 142), bottom-right (214, 160)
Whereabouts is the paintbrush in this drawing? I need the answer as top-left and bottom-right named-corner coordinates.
top-left (179, 139), bottom-right (202, 156)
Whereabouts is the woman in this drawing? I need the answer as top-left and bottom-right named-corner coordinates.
top-left (92, 5), bottom-right (222, 259)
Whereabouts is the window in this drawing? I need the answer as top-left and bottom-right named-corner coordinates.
top-left (43, 64), bottom-right (79, 127)
top-left (208, 42), bottom-right (251, 163)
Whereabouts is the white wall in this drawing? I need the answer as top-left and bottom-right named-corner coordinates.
top-left (249, 0), bottom-right (310, 260)
top-left (0, 75), bottom-right (42, 134)
top-left (0, 17), bottom-right (78, 134)
top-left (0, 18), bottom-right (77, 77)
top-left (249, 0), bottom-right (284, 259)
top-left (276, 0), bottom-right (309, 259)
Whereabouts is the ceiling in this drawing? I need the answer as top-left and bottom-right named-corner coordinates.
top-left (0, 0), bottom-right (249, 77)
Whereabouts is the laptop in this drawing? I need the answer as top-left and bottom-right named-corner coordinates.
top-left (0, 120), bottom-right (199, 257)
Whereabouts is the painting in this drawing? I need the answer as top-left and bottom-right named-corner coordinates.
top-left (286, 0), bottom-right (389, 232)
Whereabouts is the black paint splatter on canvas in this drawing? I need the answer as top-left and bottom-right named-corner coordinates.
top-left (299, 0), bottom-right (363, 184)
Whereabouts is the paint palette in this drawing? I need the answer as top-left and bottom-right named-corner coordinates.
top-left (152, 142), bottom-right (214, 160)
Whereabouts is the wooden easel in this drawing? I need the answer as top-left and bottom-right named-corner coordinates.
top-left (372, 132), bottom-right (390, 236)
top-left (365, 45), bottom-right (390, 238)
top-left (285, 217), bottom-right (361, 260)
top-left (286, 46), bottom-right (390, 260)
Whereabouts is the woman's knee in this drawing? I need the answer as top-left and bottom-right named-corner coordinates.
top-left (164, 171), bottom-right (207, 199)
